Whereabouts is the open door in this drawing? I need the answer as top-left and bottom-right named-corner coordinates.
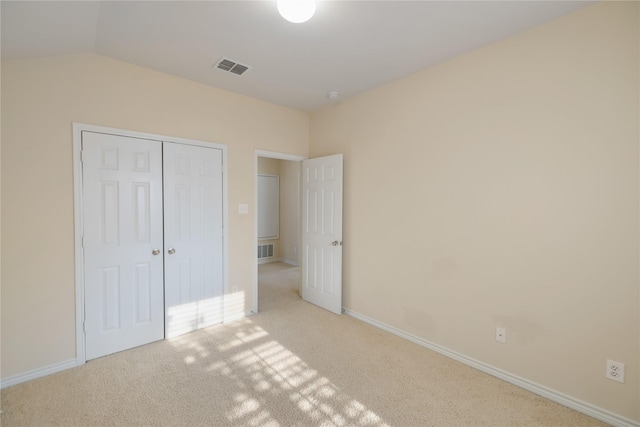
top-left (301, 154), bottom-right (343, 314)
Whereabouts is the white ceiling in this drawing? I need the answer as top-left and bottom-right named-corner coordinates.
top-left (1, 1), bottom-right (592, 111)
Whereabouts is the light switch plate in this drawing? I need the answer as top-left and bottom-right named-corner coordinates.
top-left (496, 327), bottom-right (506, 343)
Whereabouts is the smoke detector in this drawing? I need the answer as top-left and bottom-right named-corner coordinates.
top-left (327, 91), bottom-right (340, 101)
top-left (214, 57), bottom-right (251, 76)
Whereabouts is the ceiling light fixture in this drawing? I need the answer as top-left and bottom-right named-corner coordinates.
top-left (277, 0), bottom-right (316, 24)
top-left (327, 91), bottom-right (340, 101)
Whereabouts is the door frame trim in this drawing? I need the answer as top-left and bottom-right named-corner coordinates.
top-left (73, 122), bottom-right (229, 365)
top-left (253, 150), bottom-right (306, 313)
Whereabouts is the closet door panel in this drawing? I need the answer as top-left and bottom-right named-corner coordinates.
top-left (163, 143), bottom-right (224, 338)
top-left (82, 132), bottom-right (164, 360)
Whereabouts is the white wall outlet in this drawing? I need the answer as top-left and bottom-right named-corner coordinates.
top-left (238, 203), bottom-right (249, 214)
top-left (496, 327), bottom-right (507, 343)
top-left (606, 359), bottom-right (625, 383)
top-left (231, 286), bottom-right (238, 293)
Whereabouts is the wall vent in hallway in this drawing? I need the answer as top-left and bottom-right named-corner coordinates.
top-left (257, 244), bottom-right (274, 259)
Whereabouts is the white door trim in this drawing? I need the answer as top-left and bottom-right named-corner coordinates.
top-left (253, 150), bottom-right (305, 314)
top-left (73, 122), bottom-right (228, 365)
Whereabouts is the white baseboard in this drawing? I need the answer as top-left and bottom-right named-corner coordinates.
top-left (1, 358), bottom-right (78, 389)
top-left (258, 257), bottom-right (282, 265)
top-left (257, 258), bottom-right (298, 266)
top-left (5, 311), bottom-right (636, 427)
top-left (343, 308), bottom-right (639, 427)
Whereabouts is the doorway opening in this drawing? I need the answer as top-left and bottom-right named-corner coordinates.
top-left (254, 151), bottom-right (304, 313)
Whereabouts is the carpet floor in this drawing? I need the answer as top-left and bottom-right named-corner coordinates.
top-left (1, 262), bottom-right (606, 426)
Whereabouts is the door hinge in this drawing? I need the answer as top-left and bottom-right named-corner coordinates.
top-left (83, 321), bottom-right (86, 333)
top-left (80, 150), bottom-right (85, 162)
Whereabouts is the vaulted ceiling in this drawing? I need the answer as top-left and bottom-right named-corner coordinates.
top-left (1, 1), bottom-right (592, 111)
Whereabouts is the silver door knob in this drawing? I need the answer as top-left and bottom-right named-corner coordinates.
top-left (168, 248), bottom-right (176, 255)
top-left (152, 249), bottom-right (160, 256)
top-left (331, 240), bottom-right (342, 246)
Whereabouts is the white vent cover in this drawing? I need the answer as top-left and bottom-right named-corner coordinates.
top-left (214, 57), bottom-right (250, 76)
top-left (257, 244), bottom-right (274, 259)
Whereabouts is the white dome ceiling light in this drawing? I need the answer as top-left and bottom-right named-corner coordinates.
top-left (277, 0), bottom-right (316, 24)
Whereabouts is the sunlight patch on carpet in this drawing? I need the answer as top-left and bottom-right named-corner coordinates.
top-left (221, 321), bottom-right (389, 426)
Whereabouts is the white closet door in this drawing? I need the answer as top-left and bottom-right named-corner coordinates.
top-left (82, 132), bottom-right (164, 360)
top-left (163, 143), bottom-right (224, 338)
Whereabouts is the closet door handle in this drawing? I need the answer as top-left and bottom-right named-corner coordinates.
top-left (168, 248), bottom-right (176, 255)
top-left (152, 249), bottom-right (160, 256)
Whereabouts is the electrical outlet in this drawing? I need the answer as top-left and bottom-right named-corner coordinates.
top-left (496, 327), bottom-right (506, 343)
top-left (606, 359), bottom-right (625, 383)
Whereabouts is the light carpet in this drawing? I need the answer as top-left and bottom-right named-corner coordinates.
top-left (1, 262), bottom-right (606, 426)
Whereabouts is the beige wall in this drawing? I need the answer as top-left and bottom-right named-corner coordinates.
top-left (279, 160), bottom-right (300, 265)
top-left (257, 157), bottom-right (281, 176)
top-left (310, 1), bottom-right (639, 421)
top-left (1, 54), bottom-right (309, 378)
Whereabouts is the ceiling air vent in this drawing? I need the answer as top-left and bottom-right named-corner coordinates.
top-left (214, 57), bottom-right (250, 76)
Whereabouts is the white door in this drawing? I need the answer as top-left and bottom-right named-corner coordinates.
top-left (82, 132), bottom-right (165, 360)
top-left (163, 143), bottom-right (224, 338)
top-left (301, 154), bottom-right (343, 314)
